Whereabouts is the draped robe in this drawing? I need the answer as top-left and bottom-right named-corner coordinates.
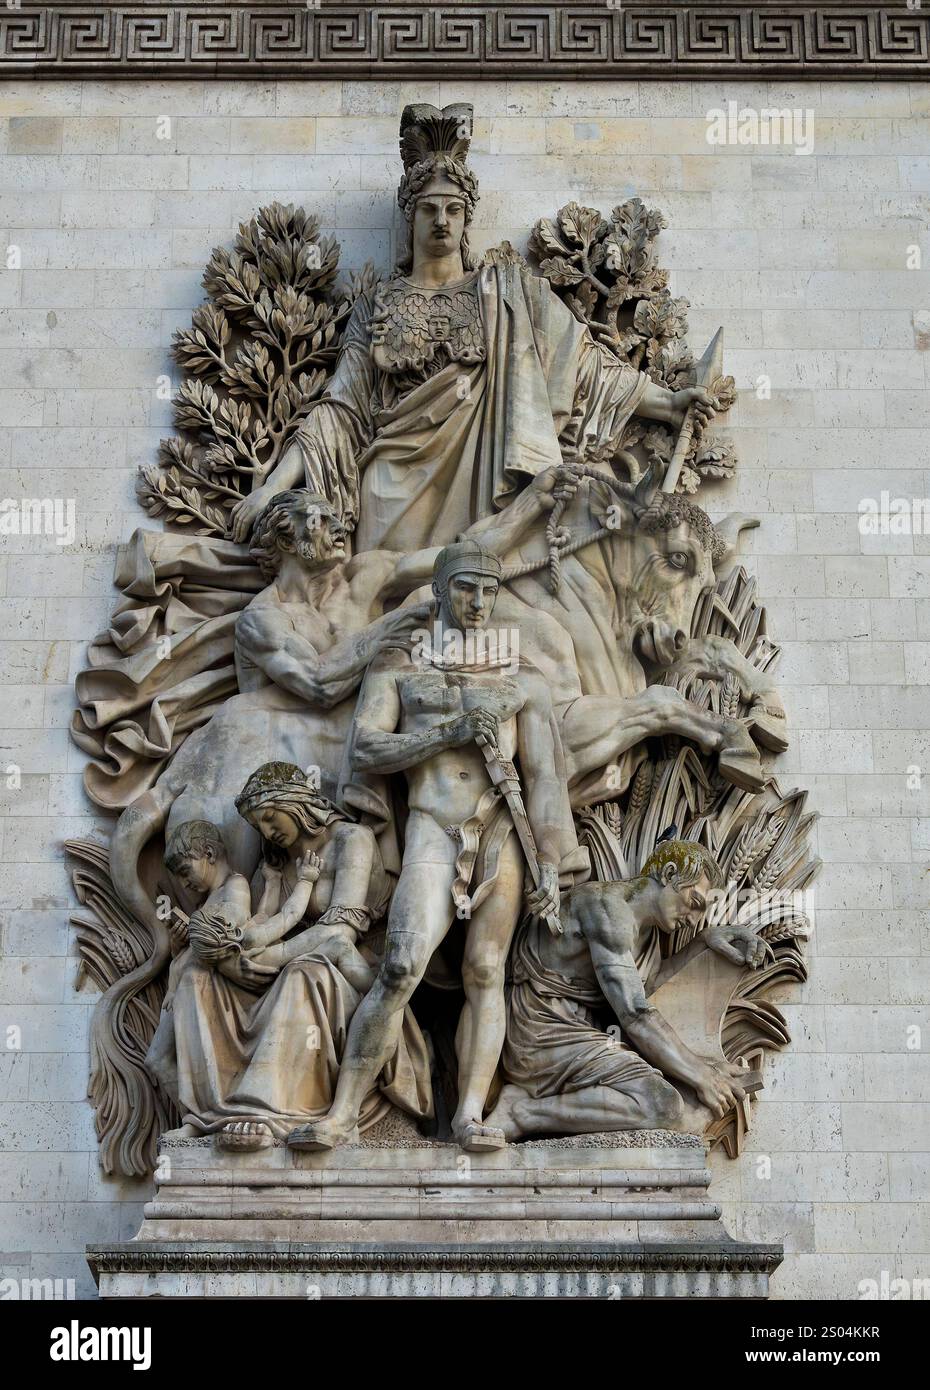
top-left (73, 261), bottom-right (652, 811)
top-left (290, 258), bottom-right (648, 553)
top-left (155, 859), bottom-right (433, 1139)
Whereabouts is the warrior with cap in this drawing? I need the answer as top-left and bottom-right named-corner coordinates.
top-left (287, 539), bottom-right (586, 1153)
top-left (234, 467), bottom-right (581, 809)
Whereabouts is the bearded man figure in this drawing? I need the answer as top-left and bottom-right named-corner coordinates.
top-left (229, 103), bottom-right (715, 552)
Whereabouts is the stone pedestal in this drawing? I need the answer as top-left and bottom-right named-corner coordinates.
top-left (88, 1128), bottom-right (781, 1298)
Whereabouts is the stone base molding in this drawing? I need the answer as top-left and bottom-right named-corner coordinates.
top-left (87, 1133), bottom-right (782, 1299)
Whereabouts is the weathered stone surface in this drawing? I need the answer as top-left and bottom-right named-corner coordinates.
top-left (0, 77), bottom-right (927, 1304)
top-left (88, 1133), bottom-right (780, 1299)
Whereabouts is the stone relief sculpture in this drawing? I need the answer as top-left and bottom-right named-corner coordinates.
top-left (67, 102), bottom-right (816, 1178)
top-left (146, 763), bottom-right (432, 1154)
top-left (289, 538), bottom-right (582, 1153)
top-left (487, 835), bottom-right (753, 1142)
top-left (223, 103), bottom-right (717, 555)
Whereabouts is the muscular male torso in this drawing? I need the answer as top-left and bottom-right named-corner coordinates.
top-left (398, 668), bottom-right (525, 820)
top-left (235, 553), bottom-right (397, 691)
top-left (530, 882), bottom-right (643, 981)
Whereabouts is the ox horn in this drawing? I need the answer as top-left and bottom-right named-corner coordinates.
top-left (632, 458), bottom-right (662, 515)
top-left (714, 512), bottom-right (760, 578)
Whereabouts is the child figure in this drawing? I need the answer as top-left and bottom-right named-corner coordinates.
top-left (149, 821), bottom-right (374, 1128)
top-left (146, 820), bottom-right (284, 1109)
top-left (185, 847), bottom-right (316, 963)
top-left (185, 850), bottom-right (374, 993)
top-left (162, 819), bottom-right (280, 994)
top-left (150, 783), bottom-right (432, 1154)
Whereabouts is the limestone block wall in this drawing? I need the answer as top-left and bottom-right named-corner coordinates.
top-left (0, 77), bottom-right (927, 1300)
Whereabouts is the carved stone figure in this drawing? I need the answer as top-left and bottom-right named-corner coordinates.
top-left (90, 475), bottom-right (581, 1169)
top-left (287, 539), bottom-right (586, 1153)
top-left (67, 99), bottom-right (816, 1183)
top-left (227, 104), bottom-right (716, 554)
top-left (148, 762), bottom-right (431, 1153)
top-left (486, 837), bottom-right (761, 1142)
top-left (495, 467), bottom-right (770, 802)
top-left (143, 813), bottom-right (276, 1115)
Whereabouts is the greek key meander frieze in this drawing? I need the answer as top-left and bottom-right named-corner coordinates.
top-left (3, 4), bottom-right (928, 79)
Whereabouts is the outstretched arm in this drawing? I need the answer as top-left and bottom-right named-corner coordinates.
top-left (515, 675), bottom-right (567, 927)
top-left (662, 633), bottom-right (788, 752)
top-left (517, 677), bottom-right (568, 870)
top-left (583, 900), bottom-right (746, 1118)
top-left (637, 382), bottom-right (717, 431)
top-left (255, 925), bottom-right (377, 985)
top-left (242, 855), bottom-right (321, 954)
top-left (237, 602), bottom-right (430, 710)
top-left (383, 466), bottom-right (580, 596)
top-left (247, 864), bottom-right (282, 926)
top-left (228, 400), bottom-right (369, 544)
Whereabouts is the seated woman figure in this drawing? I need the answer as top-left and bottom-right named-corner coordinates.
top-left (186, 850), bottom-right (374, 992)
top-left (149, 762), bottom-right (432, 1153)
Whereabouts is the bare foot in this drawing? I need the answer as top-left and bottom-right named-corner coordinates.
top-left (215, 1120), bottom-right (273, 1153)
top-left (287, 1118), bottom-right (358, 1151)
top-left (483, 1083), bottom-right (528, 1143)
top-left (454, 1118), bottom-right (507, 1153)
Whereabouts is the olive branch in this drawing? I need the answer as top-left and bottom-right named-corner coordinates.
top-left (137, 202), bottom-right (376, 536)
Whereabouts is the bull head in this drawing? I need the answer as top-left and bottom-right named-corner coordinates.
top-left (615, 484), bottom-right (759, 672)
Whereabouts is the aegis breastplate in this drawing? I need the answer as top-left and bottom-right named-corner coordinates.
top-left (370, 273), bottom-right (485, 395)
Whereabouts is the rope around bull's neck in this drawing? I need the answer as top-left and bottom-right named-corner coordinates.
top-left (502, 461), bottom-right (648, 594)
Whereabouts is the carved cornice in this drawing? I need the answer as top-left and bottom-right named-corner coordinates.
top-left (87, 1242), bottom-right (785, 1278)
top-left (3, 3), bottom-right (928, 81)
